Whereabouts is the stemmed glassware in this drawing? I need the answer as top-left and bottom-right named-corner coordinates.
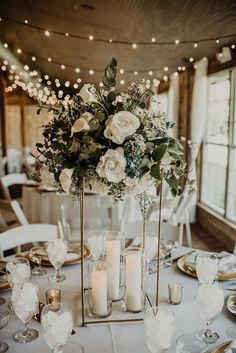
top-left (196, 283), bottom-right (224, 343)
top-left (47, 239), bottom-right (67, 282)
top-left (41, 302), bottom-right (73, 353)
top-left (145, 234), bottom-right (158, 274)
top-left (11, 281), bottom-right (39, 343)
top-left (30, 246), bottom-right (47, 276)
top-left (176, 334), bottom-right (208, 353)
top-left (196, 253), bottom-right (218, 284)
top-left (0, 304), bottom-right (10, 352)
top-left (144, 307), bottom-right (175, 353)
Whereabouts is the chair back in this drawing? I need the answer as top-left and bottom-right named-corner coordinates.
top-left (10, 200), bottom-right (29, 226)
top-left (0, 173), bottom-right (27, 200)
top-left (120, 220), bottom-right (181, 245)
top-left (0, 224), bottom-right (57, 256)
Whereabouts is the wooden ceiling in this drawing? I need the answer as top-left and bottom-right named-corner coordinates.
top-left (1, 0), bottom-right (236, 88)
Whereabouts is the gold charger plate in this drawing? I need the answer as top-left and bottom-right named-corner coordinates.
top-left (27, 245), bottom-right (90, 267)
top-left (177, 256), bottom-right (236, 281)
top-left (211, 341), bottom-right (232, 352)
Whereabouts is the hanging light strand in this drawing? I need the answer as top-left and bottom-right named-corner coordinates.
top-left (1, 15), bottom-right (236, 46)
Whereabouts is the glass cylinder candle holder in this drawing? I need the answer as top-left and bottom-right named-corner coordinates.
top-left (88, 261), bottom-right (112, 318)
top-left (122, 247), bottom-right (146, 313)
top-left (104, 231), bottom-right (124, 302)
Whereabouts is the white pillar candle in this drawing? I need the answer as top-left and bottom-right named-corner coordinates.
top-left (92, 269), bottom-right (107, 316)
top-left (106, 239), bottom-right (121, 301)
top-left (126, 253), bottom-right (142, 312)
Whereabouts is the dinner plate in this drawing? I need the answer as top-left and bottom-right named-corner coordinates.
top-left (211, 341), bottom-right (233, 352)
top-left (227, 294), bottom-right (236, 315)
top-left (177, 256), bottom-right (236, 280)
top-left (27, 245), bottom-right (90, 266)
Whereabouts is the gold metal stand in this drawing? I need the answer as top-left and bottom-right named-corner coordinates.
top-left (80, 178), bottom-right (162, 326)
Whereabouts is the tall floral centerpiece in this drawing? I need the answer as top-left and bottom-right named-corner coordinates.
top-left (35, 58), bottom-right (191, 202)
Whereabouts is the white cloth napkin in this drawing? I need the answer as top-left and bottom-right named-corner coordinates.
top-left (185, 251), bottom-right (236, 273)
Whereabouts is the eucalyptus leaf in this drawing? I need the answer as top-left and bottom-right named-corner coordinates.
top-left (152, 143), bottom-right (168, 162)
top-left (150, 164), bottom-right (161, 180)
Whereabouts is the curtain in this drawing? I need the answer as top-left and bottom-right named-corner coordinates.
top-left (168, 72), bottom-right (179, 138)
top-left (189, 57), bottom-right (209, 221)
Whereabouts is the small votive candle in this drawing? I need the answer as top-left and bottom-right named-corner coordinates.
top-left (46, 288), bottom-right (61, 306)
top-left (168, 283), bottom-right (183, 305)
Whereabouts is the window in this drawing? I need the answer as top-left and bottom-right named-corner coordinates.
top-left (201, 69), bottom-right (236, 223)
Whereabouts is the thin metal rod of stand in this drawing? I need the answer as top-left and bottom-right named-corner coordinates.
top-left (80, 177), bottom-right (86, 326)
top-left (142, 218), bottom-right (146, 250)
top-left (155, 183), bottom-right (163, 311)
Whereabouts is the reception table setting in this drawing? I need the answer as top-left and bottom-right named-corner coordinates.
top-left (0, 239), bottom-right (236, 353)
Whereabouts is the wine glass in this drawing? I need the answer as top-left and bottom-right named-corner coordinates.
top-left (47, 239), bottom-right (68, 282)
top-left (0, 272), bottom-right (7, 306)
top-left (87, 231), bottom-right (105, 261)
top-left (144, 307), bottom-right (175, 353)
top-left (226, 294), bottom-right (236, 339)
top-left (196, 253), bottom-right (218, 284)
top-left (196, 283), bottom-right (224, 343)
top-left (41, 302), bottom-right (73, 353)
top-left (6, 257), bottom-right (30, 288)
top-left (176, 334), bottom-right (208, 353)
top-left (30, 246), bottom-right (47, 276)
top-left (11, 281), bottom-right (39, 343)
top-left (0, 304), bottom-right (10, 352)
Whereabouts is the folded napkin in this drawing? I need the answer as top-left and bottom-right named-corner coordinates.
top-left (224, 340), bottom-right (236, 352)
top-left (185, 251), bottom-right (236, 273)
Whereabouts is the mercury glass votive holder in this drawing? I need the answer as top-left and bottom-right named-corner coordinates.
top-left (168, 283), bottom-right (183, 305)
top-left (46, 288), bottom-right (61, 310)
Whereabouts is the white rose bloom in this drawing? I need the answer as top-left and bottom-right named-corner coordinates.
top-left (96, 147), bottom-right (126, 183)
top-left (125, 174), bottom-right (155, 196)
top-left (79, 84), bottom-right (97, 104)
top-left (59, 168), bottom-right (74, 193)
top-left (40, 166), bottom-right (56, 187)
top-left (85, 177), bottom-right (108, 195)
top-left (104, 111), bottom-right (140, 144)
top-left (71, 112), bottom-right (93, 135)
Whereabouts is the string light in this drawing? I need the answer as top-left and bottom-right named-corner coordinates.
top-left (61, 64), bottom-right (66, 70)
top-left (151, 38), bottom-right (156, 43)
top-left (44, 75), bottom-right (49, 80)
top-left (89, 35), bottom-right (94, 40)
top-left (16, 48), bottom-right (22, 54)
top-left (216, 39), bottom-right (220, 43)
top-left (73, 83), bottom-right (79, 89)
top-left (120, 79), bottom-right (125, 85)
top-left (65, 81), bottom-right (70, 87)
top-left (189, 57), bottom-right (194, 62)
top-left (134, 71), bottom-right (138, 75)
top-left (3, 43), bottom-right (8, 48)
top-left (164, 66), bottom-right (168, 72)
top-left (132, 43), bottom-right (137, 49)
top-left (194, 42), bottom-right (198, 48)
top-left (24, 65), bottom-right (29, 70)
top-left (47, 57), bottom-right (52, 62)
top-left (32, 56), bottom-right (36, 61)
top-left (119, 69), bottom-right (124, 74)
top-left (163, 75), bottom-right (168, 81)
top-left (45, 30), bottom-right (50, 37)
top-left (89, 70), bottom-right (94, 75)
top-left (75, 68), bottom-right (80, 73)
top-left (175, 39), bottom-right (180, 44)
top-left (149, 71), bottom-right (153, 76)
top-left (109, 39), bottom-right (113, 43)
top-left (65, 33), bottom-right (69, 37)
top-left (231, 44), bottom-right (235, 49)
top-left (24, 19), bottom-right (28, 24)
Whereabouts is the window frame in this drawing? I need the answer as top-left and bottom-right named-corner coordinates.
top-left (200, 67), bottom-right (236, 223)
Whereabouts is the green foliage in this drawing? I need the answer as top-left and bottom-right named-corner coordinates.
top-left (102, 58), bottom-right (117, 87)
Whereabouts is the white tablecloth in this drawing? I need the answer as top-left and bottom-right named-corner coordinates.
top-left (1, 247), bottom-right (235, 353)
top-left (22, 186), bottom-right (141, 230)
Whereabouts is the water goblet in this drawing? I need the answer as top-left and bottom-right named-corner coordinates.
top-left (0, 272), bottom-right (7, 306)
top-left (87, 231), bottom-right (105, 261)
top-left (30, 246), bottom-right (47, 276)
top-left (144, 307), bottom-right (175, 353)
top-left (196, 283), bottom-right (224, 343)
top-left (226, 294), bottom-right (236, 339)
top-left (176, 333), bottom-right (208, 353)
top-left (6, 257), bottom-right (31, 309)
top-left (11, 281), bottom-right (39, 343)
top-left (0, 304), bottom-right (10, 352)
top-left (196, 253), bottom-right (218, 284)
top-left (47, 239), bottom-right (68, 283)
top-left (41, 302), bottom-right (73, 353)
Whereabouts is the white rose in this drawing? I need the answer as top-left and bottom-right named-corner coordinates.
top-left (96, 147), bottom-right (126, 183)
top-left (79, 84), bottom-right (97, 104)
top-left (59, 168), bottom-right (74, 193)
top-left (71, 112), bottom-right (93, 135)
top-left (104, 111), bottom-right (140, 144)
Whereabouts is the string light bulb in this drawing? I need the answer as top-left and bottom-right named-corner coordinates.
top-left (164, 66), bottom-right (168, 72)
top-left (216, 39), bottom-right (219, 43)
top-left (16, 48), bottom-right (22, 54)
top-left (3, 43), bottom-right (8, 48)
top-left (231, 44), bottom-right (235, 49)
top-left (120, 79), bottom-right (125, 85)
top-left (132, 43), bottom-right (137, 49)
top-left (65, 33), bottom-right (69, 37)
top-left (163, 75), bottom-right (168, 81)
top-left (175, 39), bottom-right (180, 44)
top-left (32, 56), bottom-right (36, 61)
top-left (65, 81), bottom-right (70, 87)
top-left (24, 19), bottom-right (28, 24)
top-left (89, 70), bottom-right (94, 75)
top-left (194, 42), bottom-right (198, 48)
top-left (149, 71), bottom-right (153, 76)
top-left (151, 37), bottom-right (156, 43)
top-left (189, 57), bottom-right (194, 62)
top-left (134, 71), bottom-right (138, 75)
top-left (77, 78), bottom-right (82, 83)
top-left (48, 57), bottom-right (52, 62)
top-left (24, 65), bottom-right (29, 70)
top-left (73, 83), bottom-right (79, 89)
top-left (109, 39), bottom-right (113, 43)
top-left (119, 69), bottom-right (124, 74)
top-left (89, 35), bottom-right (94, 40)
top-left (75, 68), bottom-right (80, 73)
top-left (44, 75), bottom-right (49, 80)
top-left (45, 30), bottom-right (50, 37)
top-left (61, 64), bottom-right (65, 70)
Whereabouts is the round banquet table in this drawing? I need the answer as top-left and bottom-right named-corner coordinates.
top-left (1, 247), bottom-right (235, 353)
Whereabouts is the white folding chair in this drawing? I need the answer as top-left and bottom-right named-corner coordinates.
top-left (0, 224), bottom-right (58, 257)
top-left (0, 173), bottom-right (27, 201)
top-left (10, 200), bottom-right (29, 226)
top-left (120, 220), bottom-right (182, 245)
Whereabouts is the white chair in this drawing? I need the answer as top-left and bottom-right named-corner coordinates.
top-left (0, 210), bottom-right (7, 228)
top-left (0, 224), bottom-right (57, 257)
top-left (10, 200), bottom-right (29, 225)
top-left (0, 173), bottom-right (27, 201)
top-left (120, 220), bottom-right (183, 245)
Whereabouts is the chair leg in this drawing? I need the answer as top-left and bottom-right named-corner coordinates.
top-left (185, 215), bottom-right (192, 247)
top-left (178, 223), bottom-right (184, 247)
